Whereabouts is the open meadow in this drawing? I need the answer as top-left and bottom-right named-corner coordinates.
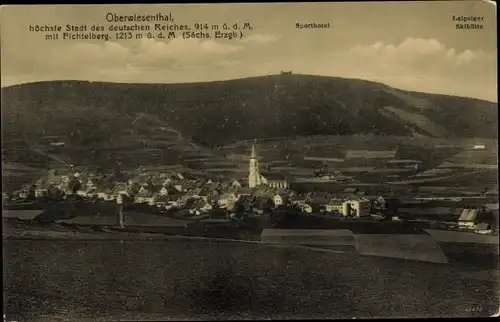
top-left (3, 234), bottom-right (499, 321)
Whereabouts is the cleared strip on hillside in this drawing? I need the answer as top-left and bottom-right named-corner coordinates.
top-left (304, 156), bottom-right (345, 162)
top-left (386, 159), bottom-right (423, 164)
top-left (366, 168), bottom-right (414, 173)
top-left (339, 167), bottom-right (375, 172)
top-left (439, 162), bottom-right (498, 169)
top-left (345, 150), bottom-right (396, 159)
top-left (383, 106), bottom-right (450, 137)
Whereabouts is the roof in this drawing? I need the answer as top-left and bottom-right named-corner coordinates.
top-left (137, 191), bottom-right (156, 198)
top-left (165, 195), bottom-right (182, 202)
top-left (192, 199), bottom-right (208, 208)
top-left (96, 180), bottom-right (114, 191)
top-left (484, 189), bottom-right (498, 195)
top-left (327, 198), bottom-right (345, 205)
top-left (220, 192), bottom-right (237, 199)
top-left (254, 196), bottom-right (273, 205)
top-left (223, 186), bottom-right (238, 194)
top-left (86, 186), bottom-right (98, 193)
top-left (254, 195), bottom-right (272, 201)
top-left (160, 185), bottom-right (178, 193)
top-left (344, 196), bottom-right (371, 203)
top-left (187, 187), bottom-right (203, 195)
top-left (114, 183), bottom-right (129, 191)
top-left (155, 195), bottom-right (171, 202)
top-left (184, 181), bottom-right (199, 190)
top-left (311, 197), bottom-right (329, 205)
top-left (238, 187), bottom-right (254, 195)
top-left (459, 208), bottom-right (478, 222)
top-left (198, 188), bottom-right (212, 196)
top-left (310, 192), bottom-right (329, 199)
top-left (485, 203), bottom-right (499, 210)
top-left (262, 173), bottom-right (287, 181)
top-left (475, 223), bottom-right (491, 230)
top-left (162, 178), bottom-right (173, 185)
top-left (239, 195), bottom-right (256, 204)
top-left (142, 184), bottom-right (161, 193)
top-left (458, 209), bottom-right (469, 221)
top-left (111, 184), bottom-right (129, 195)
top-left (254, 189), bottom-right (275, 198)
top-left (35, 177), bottom-right (49, 186)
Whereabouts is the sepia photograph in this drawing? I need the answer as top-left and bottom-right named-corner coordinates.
top-left (1, 1), bottom-right (498, 320)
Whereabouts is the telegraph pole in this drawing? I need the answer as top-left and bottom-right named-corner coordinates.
top-left (117, 194), bottom-right (125, 229)
top-left (119, 204), bottom-right (125, 228)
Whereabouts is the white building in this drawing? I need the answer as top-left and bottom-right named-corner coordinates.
top-left (301, 204), bottom-right (313, 213)
top-left (474, 223), bottom-right (492, 234)
top-left (273, 194), bottom-right (285, 207)
top-left (248, 142), bottom-right (262, 188)
top-left (261, 173), bottom-right (289, 189)
top-left (325, 198), bottom-right (344, 213)
top-left (248, 141), bottom-right (290, 190)
top-left (218, 192), bottom-right (238, 209)
top-left (472, 144), bottom-right (486, 150)
top-left (458, 208), bottom-right (478, 229)
top-left (342, 197), bottom-right (371, 218)
top-left (35, 188), bottom-right (48, 198)
top-left (159, 186), bottom-right (170, 195)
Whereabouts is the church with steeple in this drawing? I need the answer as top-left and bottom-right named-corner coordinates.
top-left (248, 141), bottom-right (290, 189)
top-left (248, 141), bottom-right (262, 188)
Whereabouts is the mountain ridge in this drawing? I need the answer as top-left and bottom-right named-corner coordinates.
top-left (1, 74), bottom-right (497, 168)
top-left (3, 74), bottom-right (496, 104)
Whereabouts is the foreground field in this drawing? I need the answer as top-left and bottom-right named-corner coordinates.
top-left (3, 235), bottom-right (498, 320)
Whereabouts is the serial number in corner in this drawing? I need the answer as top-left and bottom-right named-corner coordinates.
top-left (465, 306), bottom-right (483, 313)
top-left (296, 22), bottom-right (331, 29)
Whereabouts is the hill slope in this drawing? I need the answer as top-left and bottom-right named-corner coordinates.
top-left (1, 74), bottom-right (497, 167)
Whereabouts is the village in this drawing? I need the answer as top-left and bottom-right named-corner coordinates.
top-left (4, 143), bottom-right (498, 235)
top-left (5, 166), bottom-right (382, 220)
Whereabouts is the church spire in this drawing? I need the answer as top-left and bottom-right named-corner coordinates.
top-left (251, 139), bottom-right (257, 159)
top-left (248, 139), bottom-right (261, 188)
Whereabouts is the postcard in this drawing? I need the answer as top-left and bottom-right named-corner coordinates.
top-left (1, 1), bottom-right (498, 320)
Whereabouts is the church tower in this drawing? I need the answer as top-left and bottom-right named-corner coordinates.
top-left (248, 141), bottom-right (261, 188)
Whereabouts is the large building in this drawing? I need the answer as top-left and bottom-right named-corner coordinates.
top-left (343, 197), bottom-right (372, 218)
top-left (248, 142), bottom-right (289, 189)
top-left (248, 142), bottom-right (262, 188)
top-left (261, 173), bottom-right (290, 189)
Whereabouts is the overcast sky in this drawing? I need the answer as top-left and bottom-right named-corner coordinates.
top-left (1, 2), bottom-right (497, 102)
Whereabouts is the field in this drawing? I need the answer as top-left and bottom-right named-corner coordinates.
top-left (220, 135), bottom-right (497, 191)
top-left (3, 235), bottom-right (499, 321)
top-left (3, 130), bottom-right (497, 195)
top-left (2, 162), bottom-right (46, 193)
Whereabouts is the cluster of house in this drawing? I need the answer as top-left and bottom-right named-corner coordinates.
top-left (10, 169), bottom-right (283, 214)
top-left (287, 190), bottom-right (384, 218)
top-left (457, 205), bottom-right (498, 234)
top-left (9, 168), bottom-right (387, 218)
